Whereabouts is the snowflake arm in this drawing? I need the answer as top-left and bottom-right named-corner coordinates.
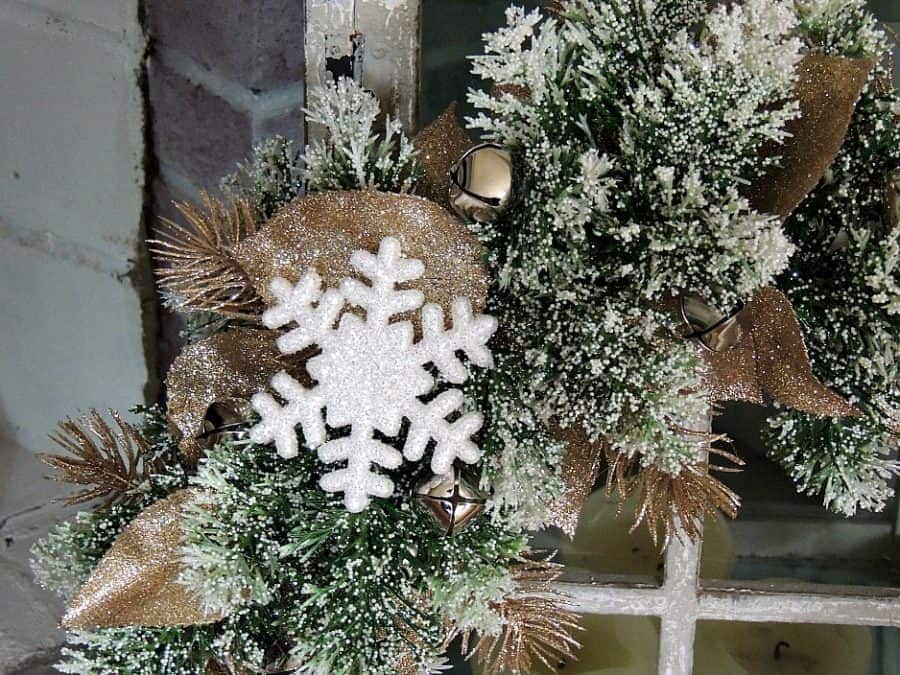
top-left (318, 429), bottom-right (403, 512)
top-left (249, 371), bottom-right (325, 458)
top-left (403, 390), bottom-right (465, 461)
top-left (263, 271), bottom-right (345, 355)
top-left (404, 395), bottom-right (484, 474)
top-left (341, 237), bottom-right (425, 324)
top-left (417, 298), bottom-right (498, 383)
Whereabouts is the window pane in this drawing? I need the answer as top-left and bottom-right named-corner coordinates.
top-left (701, 403), bottom-right (900, 589)
top-left (420, 0), bottom-right (543, 128)
top-left (452, 615), bottom-right (660, 674)
top-left (694, 620), bottom-right (898, 675)
top-left (533, 489), bottom-right (670, 584)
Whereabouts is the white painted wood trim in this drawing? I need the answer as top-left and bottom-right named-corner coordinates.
top-left (304, 0), bottom-right (422, 144)
top-left (551, 409), bottom-right (900, 673)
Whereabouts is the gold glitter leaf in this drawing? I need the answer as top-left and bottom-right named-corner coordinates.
top-left (231, 191), bottom-right (489, 327)
top-left (40, 410), bottom-right (158, 507)
top-left (464, 558), bottom-right (582, 675)
top-left (748, 53), bottom-right (873, 220)
top-left (548, 422), bottom-right (605, 539)
top-left (705, 287), bottom-right (858, 417)
top-left (413, 102), bottom-right (473, 210)
top-left (151, 193), bottom-right (262, 319)
top-left (63, 489), bottom-right (223, 629)
top-left (166, 329), bottom-right (286, 458)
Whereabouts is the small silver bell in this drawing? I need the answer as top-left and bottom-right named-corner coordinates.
top-left (197, 401), bottom-right (248, 450)
top-left (448, 143), bottom-right (514, 222)
top-left (680, 294), bottom-right (744, 352)
top-left (414, 467), bottom-right (487, 536)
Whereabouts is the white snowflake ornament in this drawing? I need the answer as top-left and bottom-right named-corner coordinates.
top-left (249, 236), bottom-right (497, 512)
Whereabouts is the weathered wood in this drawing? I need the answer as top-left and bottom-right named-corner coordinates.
top-left (555, 579), bottom-right (668, 617)
top-left (698, 580), bottom-right (900, 626)
top-left (305, 0), bottom-right (422, 143)
top-left (656, 527), bottom-right (703, 674)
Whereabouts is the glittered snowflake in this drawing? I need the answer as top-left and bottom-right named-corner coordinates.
top-left (249, 237), bottom-right (497, 512)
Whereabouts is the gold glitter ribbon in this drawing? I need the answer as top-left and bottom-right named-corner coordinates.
top-left (549, 423), bottom-right (605, 539)
top-left (748, 53), bottom-right (874, 220)
top-left (166, 329), bottom-right (286, 458)
top-left (63, 489), bottom-right (222, 629)
top-left (231, 191), bottom-right (489, 327)
top-left (705, 287), bottom-right (857, 417)
top-left (412, 102), bottom-right (473, 210)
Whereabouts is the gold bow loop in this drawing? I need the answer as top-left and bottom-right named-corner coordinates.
top-left (704, 287), bottom-right (858, 418)
top-left (166, 329), bottom-right (286, 459)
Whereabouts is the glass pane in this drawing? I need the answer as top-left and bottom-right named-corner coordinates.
top-left (420, 0), bottom-right (543, 128)
top-left (535, 489), bottom-right (665, 584)
top-left (449, 615), bottom-right (660, 675)
top-left (537, 488), bottom-right (733, 584)
top-left (694, 620), bottom-right (898, 675)
top-left (701, 403), bottom-right (900, 589)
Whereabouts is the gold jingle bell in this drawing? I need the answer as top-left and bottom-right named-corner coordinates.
top-left (680, 294), bottom-right (744, 353)
top-left (449, 143), bottom-right (514, 222)
top-left (414, 467), bottom-right (487, 536)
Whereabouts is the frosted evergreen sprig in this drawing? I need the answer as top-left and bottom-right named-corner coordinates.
top-left (426, 564), bottom-right (513, 637)
top-left (57, 626), bottom-right (210, 675)
top-left (179, 440), bottom-right (527, 675)
top-left (304, 77), bottom-right (419, 194)
top-left (469, 352), bottom-right (567, 531)
top-left (768, 2), bottom-right (900, 515)
top-left (767, 413), bottom-right (900, 516)
top-left (57, 605), bottom-right (277, 675)
top-left (31, 503), bottom-right (147, 601)
top-left (795, 0), bottom-right (887, 57)
top-left (221, 135), bottom-right (304, 220)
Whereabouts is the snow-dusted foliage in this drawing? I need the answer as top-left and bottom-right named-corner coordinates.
top-left (795, 0), bottom-right (887, 56)
top-left (220, 135), bottom-right (303, 219)
top-left (465, 0), bottom-right (802, 521)
top-left (767, 415), bottom-right (900, 517)
top-left (250, 237), bottom-right (496, 511)
top-left (764, 0), bottom-right (900, 515)
top-left (304, 77), bottom-right (418, 193)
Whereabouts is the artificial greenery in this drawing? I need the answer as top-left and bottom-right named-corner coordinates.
top-left (303, 77), bottom-right (420, 194)
top-left (463, 0), bottom-right (803, 527)
top-left (30, 3), bottom-right (900, 672)
top-left (766, 0), bottom-right (900, 514)
top-left (221, 135), bottom-right (304, 220)
top-left (181, 439), bottom-right (525, 673)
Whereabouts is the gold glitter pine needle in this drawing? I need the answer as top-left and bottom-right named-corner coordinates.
top-left (150, 193), bottom-right (262, 319)
top-left (605, 444), bottom-right (743, 546)
top-left (40, 410), bottom-right (159, 507)
top-left (463, 558), bottom-right (582, 675)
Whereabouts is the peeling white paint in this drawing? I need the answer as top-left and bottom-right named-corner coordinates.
top-left (305, 0), bottom-right (422, 142)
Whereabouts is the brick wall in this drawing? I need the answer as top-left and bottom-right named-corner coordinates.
top-left (0, 1), bottom-right (149, 671)
top-left (145, 0), bottom-right (306, 375)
